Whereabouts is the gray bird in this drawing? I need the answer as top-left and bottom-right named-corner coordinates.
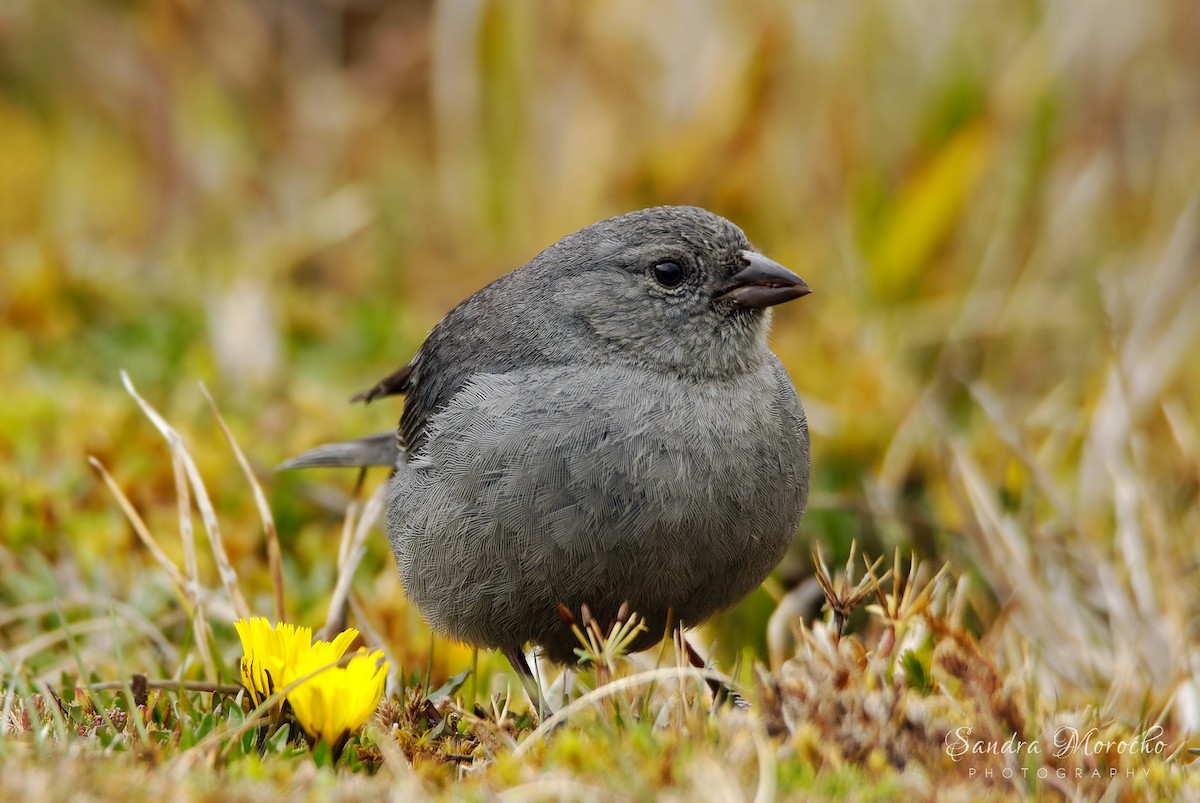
top-left (282, 205), bottom-right (811, 690)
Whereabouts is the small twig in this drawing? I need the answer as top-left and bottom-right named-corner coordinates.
top-left (82, 679), bottom-right (244, 695)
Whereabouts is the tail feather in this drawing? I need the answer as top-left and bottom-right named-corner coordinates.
top-left (277, 432), bottom-right (402, 470)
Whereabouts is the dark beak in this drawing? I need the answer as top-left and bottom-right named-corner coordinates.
top-left (714, 251), bottom-right (812, 309)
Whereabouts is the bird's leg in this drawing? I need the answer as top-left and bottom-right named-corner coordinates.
top-left (682, 636), bottom-right (748, 709)
top-left (503, 647), bottom-right (552, 721)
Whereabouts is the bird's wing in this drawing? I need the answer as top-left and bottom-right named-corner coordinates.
top-left (395, 283), bottom-right (557, 455)
top-left (299, 269), bottom-right (554, 462)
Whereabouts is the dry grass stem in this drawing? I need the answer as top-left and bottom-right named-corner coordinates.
top-left (201, 382), bottom-right (286, 623)
top-left (120, 372), bottom-right (251, 621)
top-left (322, 482), bottom-right (387, 642)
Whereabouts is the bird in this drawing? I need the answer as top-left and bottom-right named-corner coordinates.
top-left (281, 205), bottom-right (811, 700)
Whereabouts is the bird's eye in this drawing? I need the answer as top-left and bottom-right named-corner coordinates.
top-left (651, 261), bottom-right (686, 288)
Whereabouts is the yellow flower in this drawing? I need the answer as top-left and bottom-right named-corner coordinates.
top-left (234, 618), bottom-right (387, 756)
top-left (233, 618), bottom-right (358, 707)
top-left (285, 647), bottom-right (389, 751)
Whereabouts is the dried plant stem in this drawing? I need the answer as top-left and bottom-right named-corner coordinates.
top-left (201, 382), bottom-right (286, 622)
top-left (322, 481), bottom-right (387, 641)
top-left (86, 458), bottom-right (189, 599)
top-left (83, 680), bottom-right (243, 695)
top-left (120, 371), bottom-right (251, 621)
top-left (513, 665), bottom-right (740, 759)
top-left (169, 447), bottom-right (215, 681)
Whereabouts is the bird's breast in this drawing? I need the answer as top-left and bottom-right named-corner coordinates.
top-left (387, 361), bottom-right (808, 650)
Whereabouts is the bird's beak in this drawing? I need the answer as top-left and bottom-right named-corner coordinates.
top-left (714, 251), bottom-right (812, 309)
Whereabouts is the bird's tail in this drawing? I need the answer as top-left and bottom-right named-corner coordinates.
top-left (276, 432), bottom-right (402, 470)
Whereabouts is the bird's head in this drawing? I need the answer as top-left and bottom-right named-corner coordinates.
top-left (533, 206), bottom-right (810, 378)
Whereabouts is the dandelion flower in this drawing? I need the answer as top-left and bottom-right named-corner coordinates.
top-left (234, 618), bottom-right (386, 758)
top-left (234, 618), bottom-right (358, 706)
top-left (286, 647), bottom-right (389, 755)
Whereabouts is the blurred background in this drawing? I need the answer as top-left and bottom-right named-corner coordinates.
top-left (2, 0), bottom-right (1198, 726)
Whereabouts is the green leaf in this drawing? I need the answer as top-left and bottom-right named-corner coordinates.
top-left (427, 668), bottom-right (471, 703)
top-left (192, 710), bottom-right (217, 745)
top-left (900, 650), bottom-right (933, 694)
top-left (267, 722), bottom-right (291, 754)
top-left (239, 725), bottom-right (256, 756)
top-left (311, 739), bottom-right (333, 769)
